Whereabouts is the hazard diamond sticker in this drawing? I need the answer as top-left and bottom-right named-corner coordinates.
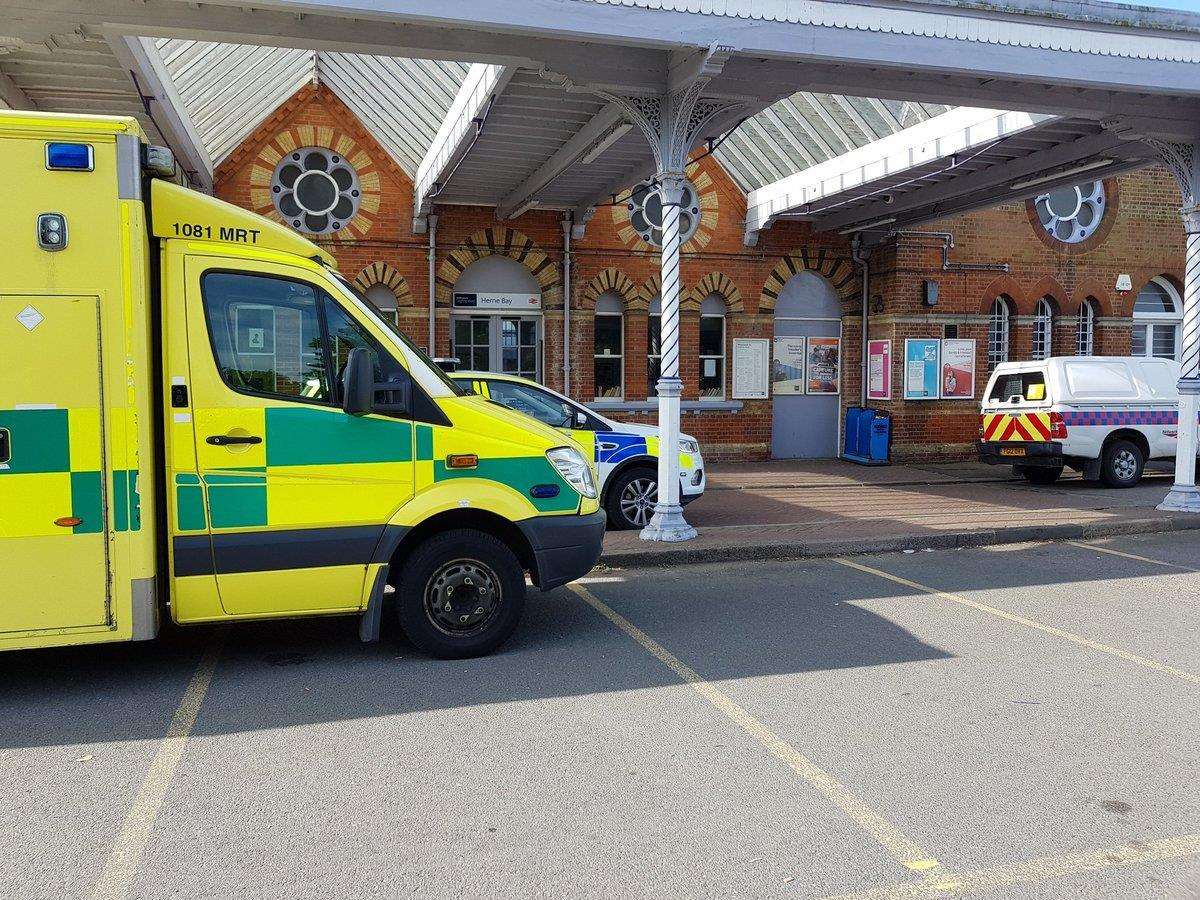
top-left (16, 305), bottom-right (44, 332)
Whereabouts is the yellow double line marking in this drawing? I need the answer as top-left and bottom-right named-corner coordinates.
top-left (566, 583), bottom-right (944, 875)
top-left (89, 633), bottom-right (226, 900)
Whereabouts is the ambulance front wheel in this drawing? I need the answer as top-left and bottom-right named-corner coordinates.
top-left (396, 529), bottom-right (526, 659)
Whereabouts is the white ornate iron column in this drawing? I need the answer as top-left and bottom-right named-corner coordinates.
top-left (1151, 141), bottom-right (1200, 513)
top-left (599, 56), bottom-right (743, 541)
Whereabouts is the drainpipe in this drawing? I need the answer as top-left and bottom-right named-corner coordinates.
top-left (852, 236), bottom-right (870, 408)
top-left (426, 213), bottom-right (438, 355)
top-left (562, 213), bottom-right (572, 394)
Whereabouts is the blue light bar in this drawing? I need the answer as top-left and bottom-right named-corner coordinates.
top-left (45, 143), bottom-right (94, 172)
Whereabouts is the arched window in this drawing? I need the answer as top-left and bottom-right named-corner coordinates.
top-left (1076, 298), bottom-right (1097, 356)
top-left (1132, 277), bottom-right (1182, 361)
top-left (647, 297), bottom-right (661, 398)
top-left (699, 294), bottom-right (727, 400)
top-left (1031, 297), bottom-right (1054, 360)
top-left (364, 283), bottom-right (399, 326)
top-left (593, 294), bottom-right (624, 399)
top-left (988, 296), bottom-right (1012, 369)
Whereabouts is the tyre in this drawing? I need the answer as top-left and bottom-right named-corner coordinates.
top-left (1021, 466), bottom-right (1063, 485)
top-left (395, 529), bottom-right (525, 659)
top-left (605, 466), bottom-right (657, 530)
top-left (1100, 439), bottom-right (1145, 488)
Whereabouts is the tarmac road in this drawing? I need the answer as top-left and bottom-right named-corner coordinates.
top-left (2, 532), bottom-right (1198, 899)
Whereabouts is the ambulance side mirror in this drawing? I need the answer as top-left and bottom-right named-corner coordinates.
top-left (342, 347), bottom-right (375, 417)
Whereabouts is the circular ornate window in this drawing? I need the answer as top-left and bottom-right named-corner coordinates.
top-left (626, 179), bottom-right (702, 247)
top-left (1033, 181), bottom-right (1106, 245)
top-left (270, 147), bottom-right (361, 235)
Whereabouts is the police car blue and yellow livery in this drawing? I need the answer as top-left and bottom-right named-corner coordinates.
top-left (452, 372), bottom-right (705, 530)
top-left (0, 108), bottom-right (602, 659)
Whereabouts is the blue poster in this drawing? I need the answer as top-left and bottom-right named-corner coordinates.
top-left (903, 339), bottom-right (940, 400)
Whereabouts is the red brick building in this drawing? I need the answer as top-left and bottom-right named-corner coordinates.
top-left (216, 84), bottom-right (1187, 461)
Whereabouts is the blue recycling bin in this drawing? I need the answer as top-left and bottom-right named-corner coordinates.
top-left (843, 407), bottom-right (867, 457)
top-left (843, 408), bottom-right (891, 466)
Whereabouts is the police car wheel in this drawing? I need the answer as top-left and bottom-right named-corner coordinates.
top-left (1021, 466), bottom-right (1063, 485)
top-left (1100, 439), bottom-right (1145, 488)
top-left (397, 529), bottom-right (525, 659)
top-left (606, 467), bottom-right (657, 530)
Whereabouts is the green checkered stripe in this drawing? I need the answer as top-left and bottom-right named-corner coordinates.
top-left (0, 408), bottom-right (140, 535)
top-left (175, 409), bottom-right (576, 532)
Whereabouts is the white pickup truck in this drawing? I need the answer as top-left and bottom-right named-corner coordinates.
top-left (977, 356), bottom-right (1195, 487)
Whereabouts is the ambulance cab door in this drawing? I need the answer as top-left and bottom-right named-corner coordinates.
top-left (180, 259), bottom-right (415, 617)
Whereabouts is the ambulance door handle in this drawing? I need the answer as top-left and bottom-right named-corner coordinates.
top-left (206, 434), bottom-right (262, 446)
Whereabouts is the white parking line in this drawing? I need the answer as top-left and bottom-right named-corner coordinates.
top-left (566, 582), bottom-right (944, 875)
top-left (822, 832), bottom-right (1200, 899)
top-left (836, 558), bottom-right (1200, 686)
top-left (88, 633), bottom-right (225, 900)
top-left (1067, 540), bottom-right (1199, 573)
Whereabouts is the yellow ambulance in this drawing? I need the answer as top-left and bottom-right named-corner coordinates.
top-left (0, 110), bottom-right (604, 659)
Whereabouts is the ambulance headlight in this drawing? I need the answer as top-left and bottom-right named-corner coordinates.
top-left (547, 446), bottom-right (596, 499)
top-left (679, 439), bottom-right (700, 455)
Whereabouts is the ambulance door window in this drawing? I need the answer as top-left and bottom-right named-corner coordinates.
top-left (202, 273), bottom-right (330, 403)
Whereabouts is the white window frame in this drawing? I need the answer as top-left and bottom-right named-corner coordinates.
top-left (1031, 297), bottom-right (1054, 360)
top-left (1132, 276), bottom-right (1182, 361)
top-left (1076, 298), bottom-right (1096, 356)
top-left (699, 295), bottom-right (727, 401)
top-left (593, 298), bottom-right (625, 401)
top-left (988, 296), bottom-right (1012, 370)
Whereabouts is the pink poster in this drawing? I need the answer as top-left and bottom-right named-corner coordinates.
top-left (940, 339), bottom-right (976, 399)
top-left (867, 340), bottom-right (891, 400)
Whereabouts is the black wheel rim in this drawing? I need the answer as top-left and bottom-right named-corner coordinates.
top-left (424, 558), bottom-right (503, 637)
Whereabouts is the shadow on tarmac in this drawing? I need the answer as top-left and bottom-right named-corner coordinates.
top-left (0, 567), bottom-right (952, 749)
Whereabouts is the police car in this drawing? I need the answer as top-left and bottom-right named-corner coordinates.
top-left (451, 372), bottom-right (706, 529)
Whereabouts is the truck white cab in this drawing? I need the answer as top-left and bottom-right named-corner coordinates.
top-left (978, 356), bottom-right (1193, 487)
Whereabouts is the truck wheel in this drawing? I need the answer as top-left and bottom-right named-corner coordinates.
top-left (1021, 466), bottom-right (1063, 485)
top-left (396, 529), bottom-right (525, 659)
top-left (606, 467), bottom-right (657, 530)
top-left (1100, 439), bottom-right (1145, 488)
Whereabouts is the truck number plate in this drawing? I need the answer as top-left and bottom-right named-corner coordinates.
top-left (999, 447), bottom-right (1026, 457)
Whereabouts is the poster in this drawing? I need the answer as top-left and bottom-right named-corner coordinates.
top-left (806, 336), bottom-right (840, 394)
top-left (940, 339), bottom-right (976, 399)
top-left (772, 337), bottom-right (806, 394)
top-left (867, 340), bottom-right (891, 400)
top-left (904, 338), bottom-right (940, 400)
top-left (732, 338), bottom-right (769, 399)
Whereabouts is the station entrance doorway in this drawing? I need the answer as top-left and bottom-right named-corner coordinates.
top-left (771, 271), bottom-right (843, 458)
top-left (450, 256), bottom-right (543, 382)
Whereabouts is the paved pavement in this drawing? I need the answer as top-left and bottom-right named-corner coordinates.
top-left (603, 460), bottom-right (1200, 564)
top-left (3, 533), bottom-right (1198, 898)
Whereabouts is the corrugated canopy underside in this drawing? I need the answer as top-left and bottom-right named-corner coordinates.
top-left (155, 39), bottom-right (469, 176)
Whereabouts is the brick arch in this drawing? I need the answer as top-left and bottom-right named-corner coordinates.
top-left (1027, 275), bottom-right (1068, 315)
top-left (435, 226), bottom-right (560, 307)
top-left (353, 262), bottom-right (413, 306)
top-left (1069, 278), bottom-right (1114, 317)
top-left (758, 248), bottom-right (857, 313)
top-left (979, 274), bottom-right (1027, 314)
top-left (688, 271), bottom-right (744, 314)
top-left (634, 274), bottom-right (660, 312)
top-left (580, 267), bottom-right (639, 311)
